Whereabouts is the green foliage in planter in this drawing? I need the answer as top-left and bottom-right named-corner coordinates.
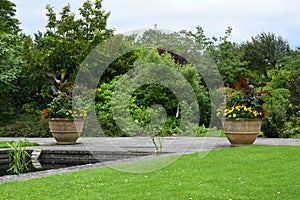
top-left (0, 114), bottom-right (51, 137)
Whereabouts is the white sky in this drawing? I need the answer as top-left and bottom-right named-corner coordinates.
top-left (11, 0), bottom-right (300, 49)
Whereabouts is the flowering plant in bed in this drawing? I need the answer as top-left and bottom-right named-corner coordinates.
top-left (219, 77), bottom-right (272, 145)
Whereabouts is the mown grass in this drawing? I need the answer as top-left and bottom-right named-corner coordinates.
top-left (0, 141), bottom-right (39, 148)
top-left (1, 145), bottom-right (299, 199)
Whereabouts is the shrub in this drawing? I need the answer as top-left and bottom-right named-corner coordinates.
top-left (95, 48), bottom-right (211, 137)
top-left (0, 114), bottom-right (50, 137)
top-left (280, 77), bottom-right (300, 139)
top-left (281, 121), bottom-right (300, 138)
top-left (196, 124), bottom-right (208, 137)
top-left (262, 103), bottom-right (287, 138)
top-left (261, 88), bottom-right (289, 137)
top-left (95, 76), bottom-right (126, 137)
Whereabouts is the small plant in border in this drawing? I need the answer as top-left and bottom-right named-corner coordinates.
top-left (218, 77), bottom-right (272, 119)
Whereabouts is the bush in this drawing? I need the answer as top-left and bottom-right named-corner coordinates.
top-left (261, 88), bottom-right (289, 137)
top-left (95, 48), bottom-right (211, 137)
top-left (262, 104), bottom-right (287, 138)
top-left (196, 124), bottom-right (208, 137)
top-left (0, 114), bottom-right (50, 137)
top-left (281, 122), bottom-right (300, 138)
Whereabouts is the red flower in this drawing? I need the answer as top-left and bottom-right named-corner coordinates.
top-left (41, 109), bottom-right (49, 120)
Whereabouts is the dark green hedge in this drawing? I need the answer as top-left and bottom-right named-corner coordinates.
top-left (0, 114), bottom-right (51, 137)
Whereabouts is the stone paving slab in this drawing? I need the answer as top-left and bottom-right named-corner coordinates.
top-left (0, 137), bottom-right (299, 184)
top-left (0, 137), bottom-right (299, 153)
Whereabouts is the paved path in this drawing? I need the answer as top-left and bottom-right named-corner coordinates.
top-left (1, 136), bottom-right (299, 153)
top-left (0, 137), bottom-right (299, 184)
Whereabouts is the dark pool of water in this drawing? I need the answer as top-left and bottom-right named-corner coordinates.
top-left (0, 161), bottom-right (95, 176)
top-left (0, 150), bottom-right (156, 176)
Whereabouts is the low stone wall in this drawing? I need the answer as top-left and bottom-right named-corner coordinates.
top-left (40, 150), bottom-right (154, 165)
top-left (0, 149), bottom-right (33, 169)
top-left (0, 148), bottom-right (158, 173)
top-left (0, 149), bottom-right (9, 167)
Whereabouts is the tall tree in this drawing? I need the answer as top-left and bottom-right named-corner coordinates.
top-left (241, 32), bottom-right (291, 81)
top-left (0, 34), bottom-right (22, 115)
top-left (184, 26), bottom-right (249, 86)
top-left (19, 0), bottom-right (113, 112)
top-left (0, 0), bottom-right (22, 115)
top-left (0, 0), bottom-right (20, 34)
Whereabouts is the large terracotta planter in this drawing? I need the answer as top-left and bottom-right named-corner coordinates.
top-left (49, 118), bottom-right (84, 145)
top-left (222, 118), bottom-right (262, 145)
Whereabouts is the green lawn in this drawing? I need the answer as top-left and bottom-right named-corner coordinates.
top-left (1, 146), bottom-right (299, 199)
top-left (0, 141), bottom-right (39, 148)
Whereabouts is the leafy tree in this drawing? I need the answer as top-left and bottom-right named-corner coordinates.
top-left (0, 0), bottom-right (22, 115)
top-left (96, 48), bottom-right (209, 136)
top-left (276, 52), bottom-right (300, 137)
top-left (0, 34), bottom-right (22, 114)
top-left (268, 51), bottom-right (300, 88)
top-left (241, 32), bottom-right (291, 81)
top-left (261, 51), bottom-right (300, 138)
top-left (184, 27), bottom-right (250, 86)
top-left (0, 0), bottom-right (20, 34)
top-left (19, 0), bottom-right (113, 112)
top-left (208, 28), bottom-right (249, 85)
top-left (93, 29), bottom-right (219, 136)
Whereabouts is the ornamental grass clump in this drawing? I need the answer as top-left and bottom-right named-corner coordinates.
top-left (219, 77), bottom-right (272, 119)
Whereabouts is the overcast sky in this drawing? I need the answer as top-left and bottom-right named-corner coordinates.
top-left (11, 0), bottom-right (300, 49)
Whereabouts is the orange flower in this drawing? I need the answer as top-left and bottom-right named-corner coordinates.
top-left (41, 109), bottom-right (49, 120)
